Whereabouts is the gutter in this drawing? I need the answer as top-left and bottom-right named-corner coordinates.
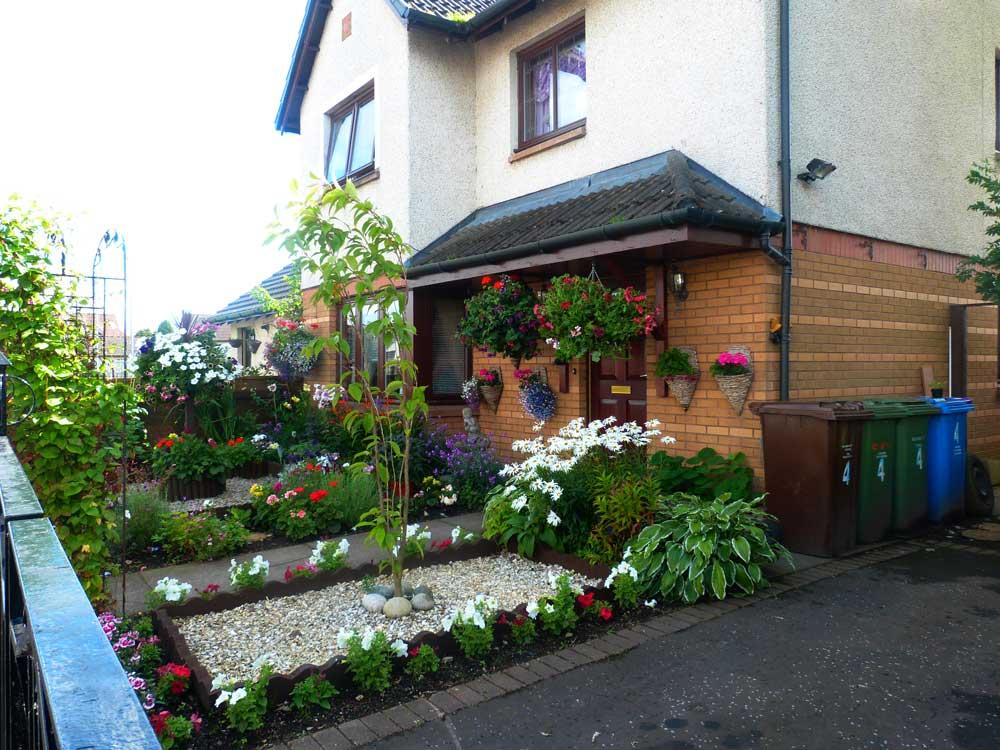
top-left (407, 206), bottom-right (785, 278)
top-left (385, 0), bottom-right (535, 37)
top-left (778, 0), bottom-right (793, 400)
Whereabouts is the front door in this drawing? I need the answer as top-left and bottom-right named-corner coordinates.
top-left (590, 337), bottom-right (647, 424)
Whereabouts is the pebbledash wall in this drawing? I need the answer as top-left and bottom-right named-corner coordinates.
top-left (462, 227), bottom-right (1000, 480)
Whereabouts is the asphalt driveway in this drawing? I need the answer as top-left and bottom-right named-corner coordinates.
top-left (378, 535), bottom-right (1000, 750)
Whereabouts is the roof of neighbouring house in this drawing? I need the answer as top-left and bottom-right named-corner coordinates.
top-left (211, 264), bottom-right (297, 324)
top-left (276, 0), bottom-right (535, 133)
top-left (406, 150), bottom-right (784, 276)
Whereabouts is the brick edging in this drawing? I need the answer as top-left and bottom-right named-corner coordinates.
top-left (276, 534), bottom-right (986, 749)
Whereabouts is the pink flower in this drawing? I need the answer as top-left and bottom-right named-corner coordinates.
top-left (296, 510), bottom-right (306, 519)
top-left (266, 494), bottom-right (278, 505)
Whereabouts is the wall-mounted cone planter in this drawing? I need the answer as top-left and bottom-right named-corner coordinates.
top-left (664, 346), bottom-right (700, 411)
top-left (479, 383), bottom-right (503, 413)
top-left (713, 345), bottom-right (754, 416)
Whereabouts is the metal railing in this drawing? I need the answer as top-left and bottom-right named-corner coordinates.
top-left (0, 437), bottom-right (159, 749)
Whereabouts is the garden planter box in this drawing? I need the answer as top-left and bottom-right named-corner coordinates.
top-left (164, 476), bottom-right (225, 502)
top-left (232, 375), bottom-right (283, 398)
top-left (231, 460), bottom-right (270, 479)
top-left (152, 541), bottom-right (610, 711)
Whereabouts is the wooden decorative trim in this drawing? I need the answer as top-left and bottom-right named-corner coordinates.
top-left (509, 124), bottom-right (586, 163)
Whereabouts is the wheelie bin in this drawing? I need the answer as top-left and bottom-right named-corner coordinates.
top-left (857, 401), bottom-right (906, 543)
top-left (922, 397), bottom-right (975, 523)
top-left (752, 401), bottom-right (872, 557)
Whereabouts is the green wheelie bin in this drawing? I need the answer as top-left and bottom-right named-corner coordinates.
top-left (857, 401), bottom-right (907, 543)
top-left (874, 398), bottom-right (937, 531)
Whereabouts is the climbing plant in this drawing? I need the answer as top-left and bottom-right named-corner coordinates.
top-left (958, 160), bottom-right (1000, 304)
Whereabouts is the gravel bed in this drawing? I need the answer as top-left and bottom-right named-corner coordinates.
top-left (176, 555), bottom-right (599, 682)
top-left (167, 476), bottom-right (274, 514)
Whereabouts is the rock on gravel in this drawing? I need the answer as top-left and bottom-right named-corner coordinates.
top-left (176, 554), bottom-right (599, 682)
top-left (383, 597), bottom-right (412, 618)
top-left (361, 593), bottom-right (387, 613)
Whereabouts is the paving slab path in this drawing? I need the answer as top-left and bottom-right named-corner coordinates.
top-left (358, 533), bottom-right (1000, 750)
top-left (109, 511), bottom-right (483, 615)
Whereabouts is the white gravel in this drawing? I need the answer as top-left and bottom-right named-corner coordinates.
top-left (175, 554), bottom-right (599, 682)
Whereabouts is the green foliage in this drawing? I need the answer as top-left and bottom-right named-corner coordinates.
top-left (654, 347), bottom-right (697, 377)
top-left (404, 644), bottom-right (440, 681)
top-left (610, 572), bottom-right (640, 610)
top-left (1, 201), bottom-right (136, 601)
top-left (155, 714), bottom-right (194, 750)
top-left (537, 575), bottom-right (579, 636)
top-left (583, 471), bottom-right (660, 564)
top-left (958, 160), bottom-right (1000, 303)
top-left (535, 275), bottom-right (657, 361)
top-left (627, 493), bottom-right (790, 604)
top-left (122, 487), bottom-right (169, 555)
top-left (448, 600), bottom-right (495, 661)
top-left (229, 555), bottom-right (269, 590)
top-left (150, 434), bottom-right (228, 481)
top-left (195, 390), bottom-right (258, 444)
top-left (650, 447), bottom-right (754, 501)
top-left (275, 182), bottom-right (427, 597)
top-left (224, 665), bottom-right (272, 734)
top-left (155, 511), bottom-right (248, 563)
top-left (344, 630), bottom-right (394, 693)
top-left (507, 613), bottom-right (536, 647)
top-left (288, 674), bottom-right (338, 714)
top-left (251, 265), bottom-right (303, 320)
top-left (482, 485), bottom-right (558, 557)
top-left (457, 274), bottom-right (541, 361)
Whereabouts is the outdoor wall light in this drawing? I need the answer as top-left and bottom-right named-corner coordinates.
top-left (669, 265), bottom-right (689, 302)
top-left (797, 158), bottom-right (837, 183)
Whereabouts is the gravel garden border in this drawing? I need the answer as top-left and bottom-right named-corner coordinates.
top-left (153, 540), bottom-right (610, 711)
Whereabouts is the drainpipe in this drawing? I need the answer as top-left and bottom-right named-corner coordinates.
top-left (778, 0), bottom-right (793, 401)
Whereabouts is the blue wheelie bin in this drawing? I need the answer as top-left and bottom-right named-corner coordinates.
top-left (923, 397), bottom-right (975, 523)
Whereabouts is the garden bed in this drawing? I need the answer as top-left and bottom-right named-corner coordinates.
top-left (153, 541), bottom-right (608, 710)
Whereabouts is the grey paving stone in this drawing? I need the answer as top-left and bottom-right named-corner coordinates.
top-left (504, 664), bottom-right (542, 685)
top-left (404, 697), bottom-right (443, 722)
top-left (537, 653), bottom-right (576, 673)
top-left (337, 719), bottom-right (377, 747)
top-left (465, 676), bottom-right (504, 700)
top-left (524, 657), bottom-right (560, 678)
top-left (553, 646), bottom-right (594, 666)
top-left (310, 726), bottom-right (353, 750)
top-left (359, 711), bottom-right (400, 740)
top-left (381, 703), bottom-right (423, 731)
top-left (483, 670), bottom-right (524, 693)
top-left (287, 736), bottom-right (322, 750)
top-left (447, 684), bottom-right (484, 707)
top-left (427, 689), bottom-right (465, 715)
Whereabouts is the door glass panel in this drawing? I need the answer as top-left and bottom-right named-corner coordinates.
top-left (556, 32), bottom-right (586, 128)
top-left (326, 110), bottom-right (353, 182)
top-left (349, 99), bottom-right (375, 174)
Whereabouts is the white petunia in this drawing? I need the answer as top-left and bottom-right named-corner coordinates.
top-left (526, 600), bottom-right (540, 620)
top-left (644, 599), bottom-right (657, 608)
top-left (390, 639), bottom-right (407, 658)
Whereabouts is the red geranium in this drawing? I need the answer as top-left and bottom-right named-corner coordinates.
top-left (598, 607), bottom-right (613, 622)
top-left (293, 486), bottom-right (305, 494)
top-left (149, 711), bottom-right (170, 736)
top-left (560, 301), bottom-right (571, 310)
top-left (156, 663), bottom-right (191, 695)
top-left (328, 480), bottom-right (339, 488)
top-left (431, 537), bottom-right (453, 551)
top-left (309, 489), bottom-right (328, 503)
top-left (497, 612), bottom-right (509, 625)
top-left (576, 592), bottom-right (595, 608)
top-left (481, 275), bottom-right (493, 285)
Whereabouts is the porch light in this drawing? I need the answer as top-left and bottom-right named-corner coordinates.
top-left (669, 266), bottom-right (688, 302)
top-left (797, 158), bottom-right (837, 183)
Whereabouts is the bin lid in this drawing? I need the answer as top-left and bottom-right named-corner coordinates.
top-left (864, 398), bottom-right (939, 417)
top-left (750, 400), bottom-right (873, 421)
top-left (861, 400), bottom-right (909, 419)
top-left (923, 396), bottom-right (976, 414)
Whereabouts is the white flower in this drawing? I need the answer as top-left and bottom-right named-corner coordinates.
top-left (229, 687), bottom-right (247, 705)
top-left (441, 613), bottom-right (456, 632)
top-left (153, 577), bottom-right (192, 602)
top-left (543, 602), bottom-right (555, 614)
top-left (644, 599), bottom-right (657, 608)
top-left (510, 496), bottom-right (528, 512)
top-left (546, 510), bottom-right (561, 527)
top-left (251, 653), bottom-right (274, 671)
top-left (336, 630), bottom-right (353, 649)
top-left (441, 492), bottom-right (457, 506)
top-left (451, 527), bottom-right (461, 543)
top-left (215, 691), bottom-right (231, 708)
top-left (211, 674), bottom-right (231, 691)
top-left (267, 383), bottom-right (278, 393)
top-left (464, 532), bottom-right (476, 542)
top-left (360, 628), bottom-right (375, 651)
top-left (390, 639), bottom-right (407, 658)
top-left (125, 509), bottom-right (131, 520)
top-left (202, 498), bottom-right (214, 509)
top-left (337, 538), bottom-right (350, 556)
top-left (526, 601), bottom-right (540, 620)
top-left (604, 560), bottom-right (640, 588)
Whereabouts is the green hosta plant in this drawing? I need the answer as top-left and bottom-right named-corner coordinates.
top-left (626, 493), bottom-right (791, 604)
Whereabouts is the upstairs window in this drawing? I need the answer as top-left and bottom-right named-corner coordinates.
top-left (326, 85), bottom-right (375, 183)
top-left (517, 21), bottom-right (586, 149)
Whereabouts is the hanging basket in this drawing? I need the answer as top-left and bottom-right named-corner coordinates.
top-left (713, 346), bottom-right (754, 416)
top-left (664, 346), bottom-right (700, 411)
top-left (479, 383), bottom-right (503, 413)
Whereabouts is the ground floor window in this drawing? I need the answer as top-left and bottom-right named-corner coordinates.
top-left (430, 297), bottom-right (467, 397)
top-left (338, 300), bottom-right (399, 389)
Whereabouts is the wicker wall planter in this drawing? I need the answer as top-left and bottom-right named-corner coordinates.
top-left (164, 476), bottom-right (225, 502)
top-left (713, 346), bottom-right (754, 416)
top-left (479, 383), bottom-right (503, 413)
top-left (664, 346), bottom-right (700, 411)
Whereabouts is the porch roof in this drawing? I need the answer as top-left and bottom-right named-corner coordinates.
top-left (406, 150), bottom-right (784, 277)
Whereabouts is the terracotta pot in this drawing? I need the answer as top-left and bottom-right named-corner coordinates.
top-left (165, 476), bottom-right (225, 502)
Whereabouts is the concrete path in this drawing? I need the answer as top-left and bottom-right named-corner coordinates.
top-left (109, 511), bottom-right (483, 614)
top-left (370, 534), bottom-right (1000, 750)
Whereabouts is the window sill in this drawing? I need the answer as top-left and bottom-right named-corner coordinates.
top-left (326, 168), bottom-right (380, 191)
top-left (510, 124), bottom-right (586, 163)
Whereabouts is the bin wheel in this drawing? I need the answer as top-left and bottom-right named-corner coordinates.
top-left (966, 454), bottom-right (995, 517)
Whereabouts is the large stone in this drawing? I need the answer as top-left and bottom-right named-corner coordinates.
top-left (370, 585), bottom-right (394, 599)
top-left (361, 593), bottom-right (387, 613)
top-left (411, 593), bottom-right (435, 611)
top-left (412, 584), bottom-right (432, 596)
top-left (383, 596), bottom-right (413, 619)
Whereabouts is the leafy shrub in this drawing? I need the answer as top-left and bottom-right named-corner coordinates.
top-left (649, 447), bottom-right (753, 501)
top-left (150, 434), bottom-right (228, 481)
top-left (654, 347), bottom-right (697, 377)
top-left (308, 538), bottom-right (350, 572)
top-left (289, 675), bottom-right (338, 713)
top-left (627, 493), bottom-right (790, 604)
top-left (155, 511), bottom-right (248, 563)
top-left (339, 629), bottom-right (403, 693)
top-left (149, 711), bottom-right (195, 750)
top-left (424, 429), bottom-right (502, 510)
top-left (443, 596), bottom-right (496, 661)
top-left (502, 612), bottom-right (536, 647)
top-left (582, 471), bottom-right (661, 564)
top-left (215, 665), bottom-right (271, 734)
top-left (536, 575), bottom-right (579, 636)
top-left (122, 487), bottom-right (169, 555)
top-left (404, 644), bottom-right (440, 681)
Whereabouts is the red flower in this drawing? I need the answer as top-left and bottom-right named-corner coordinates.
top-left (598, 607), bottom-right (613, 622)
top-left (235, 437), bottom-right (244, 444)
top-left (328, 480), bottom-right (339, 488)
top-left (493, 281), bottom-right (504, 290)
top-left (431, 537), bottom-right (453, 550)
top-left (227, 439), bottom-right (236, 447)
top-left (497, 612), bottom-right (509, 625)
top-left (273, 482), bottom-right (283, 493)
top-left (305, 462), bottom-right (315, 471)
top-left (293, 486), bottom-right (305, 494)
top-left (576, 592), bottom-right (595, 608)
top-left (560, 301), bottom-right (572, 310)
top-left (205, 583), bottom-right (220, 593)
top-left (562, 276), bottom-right (575, 285)
top-left (309, 489), bottom-right (328, 503)
top-left (164, 439), bottom-right (174, 448)
top-left (481, 275), bottom-right (493, 286)
top-left (309, 323), bottom-right (319, 330)
top-left (408, 645), bottom-right (422, 657)
top-left (284, 566), bottom-right (294, 582)
top-left (149, 711), bottom-right (170, 736)
top-left (513, 614), bottom-right (527, 626)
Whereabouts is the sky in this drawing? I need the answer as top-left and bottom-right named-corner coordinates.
top-left (0, 1), bottom-right (308, 332)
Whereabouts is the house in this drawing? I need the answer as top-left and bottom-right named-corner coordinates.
top-left (277, 0), bottom-right (1000, 473)
top-left (212, 264), bottom-right (297, 370)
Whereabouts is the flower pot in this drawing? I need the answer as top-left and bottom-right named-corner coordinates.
top-left (930, 388), bottom-right (944, 398)
top-left (713, 345), bottom-right (754, 416)
top-left (164, 476), bottom-right (225, 503)
top-left (233, 460), bottom-right (270, 479)
top-left (479, 383), bottom-right (503, 413)
top-left (665, 375), bottom-right (699, 411)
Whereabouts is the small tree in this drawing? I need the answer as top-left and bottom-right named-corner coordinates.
top-left (274, 183), bottom-right (427, 597)
top-left (251, 265), bottom-right (304, 320)
top-left (957, 161), bottom-right (1000, 303)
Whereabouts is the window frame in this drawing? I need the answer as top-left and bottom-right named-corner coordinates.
top-left (336, 298), bottom-right (398, 391)
top-left (426, 296), bottom-right (472, 403)
top-left (325, 83), bottom-right (376, 184)
top-left (516, 19), bottom-right (586, 151)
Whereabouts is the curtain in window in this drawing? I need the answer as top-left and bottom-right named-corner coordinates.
top-left (556, 33), bottom-right (586, 128)
top-left (524, 52), bottom-right (552, 141)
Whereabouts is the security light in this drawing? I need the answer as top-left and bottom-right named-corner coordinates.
top-left (797, 158), bottom-right (837, 183)
top-left (669, 265), bottom-right (689, 302)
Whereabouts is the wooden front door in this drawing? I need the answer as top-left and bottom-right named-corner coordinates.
top-left (590, 338), bottom-right (647, 424)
